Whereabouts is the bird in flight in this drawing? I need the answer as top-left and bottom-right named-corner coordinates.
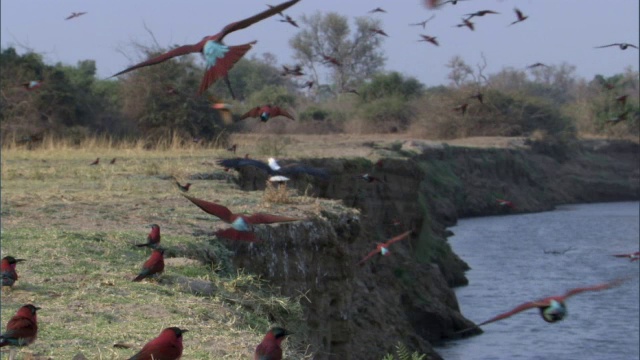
top-left (453, 103), bottom-right (469, 115)
top-left (418, 35), bottom-right (439, 46)
top-left (455, 18), bottom-right (475, 31)
top-left (612, 251), bottom-right (640, 262)
top-left (65, 12), bottom-right (87, 20)
top-left (606, 111), bottom-right (629, 125)
top-left (509, 8), bottom-right (528, 26)
top-left (357, 230), bottom-right (413, 266)
top-left (354, 173), bottom-right (385, 184)
top-left (595, 43), bottom-right (638, 50)
top-left (279, 14), bottom-right (299, 28)
top-left (465, 10), bottom-right (499, 20)
top-left (527, 62), bottom-right (549, 69)
top-left (240, 105), bottom-right (295, 122)
top-left (496, 198), bottom-right (515, 209)
top-left (111, 0), bottom-right (301, 96)
top-left (322, 55), bottom-right (342, 67)
top-left (369, 28), bottom-right (389, 37)
top-left (409, 15), bottom-right (436, 29)
top-left (368, 7), bottom-right (386, 14)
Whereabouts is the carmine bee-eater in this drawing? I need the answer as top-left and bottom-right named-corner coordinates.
top-left (182, 194), bottom-right (300, 242)
top-left (240, 105), bottom-right (295, 122)
top-left (127, 327), bottom-right (188, 360)
top-left (356, 230), bottom-right (413, 266)
top-left (612, 251), bottom-right (640, 262)
top-left (0, 304), bottom-right (40, 347)
top-left (459, 279), bottom-right (625, 333)
top-left (133, 248), bottom-right (165, 282)
top-left (175, 181), bottom-right (192, 192)
top-left (110, 158), bottom-right (117, 164)
top-left (368, 7), bottom-right (386, 14)
top-left (615, 94), bottom-right (628, 106)
top-left (254, 327), bottom-right (292, 360)
top-left (465, 10), bottom-right (499, 20)
top-left (509, 8), bottom-right (528, 26)
top-left (2, 256), bottom-right (26, 287)
top-left (279, 15), bottom-right (299, 28)
top-left (418, 35), bottom-right (439, 46)
top-left (111, 0), bottom-right (300, 96)
top-left (65, 11), bottom-right (87, 20)
top-left (135, 224), bottom-right (161, 248)
top-left (89, 157), bottom-right (99, 166)
top-left (594, 43), bottom-right (638, 50)
top-left (496, 198), bottom-right (515, 209)
top-left (21, 80), bottom-right (43, 91)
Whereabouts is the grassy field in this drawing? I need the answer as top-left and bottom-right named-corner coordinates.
top-left (0, 136), bottom-right (360, 359)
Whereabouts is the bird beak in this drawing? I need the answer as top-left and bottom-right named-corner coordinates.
top-left (35, 306), bottom-right (42, 310)
top-left (181, 329), bottom-right (189, 333)
top-left (15, 259), bottom-right (26, 263)
top-left (285, 330), bottom-right (293, 336)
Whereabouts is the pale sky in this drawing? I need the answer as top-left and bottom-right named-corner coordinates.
top-left (1, 0), bottom-right (638, 87)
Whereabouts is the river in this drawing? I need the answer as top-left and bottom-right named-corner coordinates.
top-left (436, 202), bottom-right (640, 360)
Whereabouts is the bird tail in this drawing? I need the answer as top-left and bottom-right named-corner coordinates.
top-left (132, 275), bottom-right (145, 282)
top-left (135, 243), bottom-right (151, 247)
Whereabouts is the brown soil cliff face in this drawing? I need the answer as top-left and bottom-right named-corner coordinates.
top-left (214, 139), bottom-right (639, 360)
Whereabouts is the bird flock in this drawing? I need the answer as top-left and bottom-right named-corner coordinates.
top-left (3, 1), bottom-right (639, 359)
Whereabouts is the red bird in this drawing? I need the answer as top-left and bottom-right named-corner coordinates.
top-left (606, 111), bottom-right (629, 125)
top-left (240, 105), bottom-right (295, 122)
top-left (110, 158), bottom-right (117, 164)
top-left (465, 10), bottom-right (499, 20)
top-left (254, 327), bottom-right (291, 360)
top-left (127, 327), bottom-right (188, 360)
top-left (356, 230), bottom-right (413, 266)
top-left (135, 224), bottom-right (161, 248)
top-left (418, 35), bottom-right (439, 46)
top-left (111, 0), bottom-right (301, 96)
top-left (455, 18), bottom-right (475, 31)
top-left (509, 8), bottom-right (528, 26)
top-left (469, 279), bottom-right (625, 329)
top-left (469, 92), bottom-right (484, 104)
top-left (612, 251), bottom-right (640, 262)
top-left (322, 55), bottom-right (342, 67)
top-left (301, 80), bottom-right (314, 90)
top-left (0, 304), bottom-right (40, 348)
top-left (175, 181), bottom-right (192, 192)
top-left (133, 248), bottom-right (165, 282)
top-left (615, 94), bottom-right (628, 106)
top-left (227, 144), bottom-right (238, 153)
top-left (409, 15), bottom-right (436, 29)
top-left (496, 198), bottom-right (515, 209)
top-left (2, 256), bottom-right (25, 287)
top-left (89, 157), bottom-right (100, 166)
top-left (182, 194), bottom-right (300, 242)
top-left (453, 103), bottom-right (469, 115)
top-left (65, 12), bottom-right (87, 20)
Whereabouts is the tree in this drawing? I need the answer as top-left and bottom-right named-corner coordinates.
top-left (289, 11), bottom-right (386, 94)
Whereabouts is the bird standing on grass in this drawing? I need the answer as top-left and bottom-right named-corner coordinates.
top-left (89, 158), bottom-right (99, 166)
top-left (133, 248), bottom-right (165, 282)
top-left (0, 304), bottom-right (40, 348)
top-left (175, 181), bottom-right (192, 192)
top-left (254, 327), bottom-right (292, 360)
top-left (135, 224), bottom-right (161, 249)
top-left (127, 327), bottom-right (188, 360)
top-left (1, 256), bottom-right (25, 288)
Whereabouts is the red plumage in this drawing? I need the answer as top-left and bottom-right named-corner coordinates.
top-left (254, 327), bottom-right (291, 360)
top-left (133, 249), bottom-right (165, 282)
top-left (183, 194), bottom-right (300, 226)
top-left (135, 224), bottom-right (161, 248)
top-left (215, 228), bottom-right (260, 242)
top-left (89, 157), bottom-right (100, 166)
top-left (128, 327), bottom-right (187, 360)
top-left (240, 105), bottom-right (295, 121)
top-left (357, 230), bottom-right (413, 266)
top-left (0, 304), bottom-right (40, 347)
top-left (2, 256), bottom-right (25, 287)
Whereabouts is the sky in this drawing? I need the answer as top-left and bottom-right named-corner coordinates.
top-left (1, 0), bottom-right (639, 87)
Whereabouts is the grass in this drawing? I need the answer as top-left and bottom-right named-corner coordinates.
top-left (0, 141), bottom-right (335, 359)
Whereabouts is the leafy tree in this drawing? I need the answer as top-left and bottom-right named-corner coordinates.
top-left (359, 72), bottom-right (424, 102)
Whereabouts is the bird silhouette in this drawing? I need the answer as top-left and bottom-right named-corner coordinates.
top-left (469, 92), bottom-right (484, 104)
top-left (240, 105), bottom-right (295, 122)
top-left (135, 224), bottom-right (161, 248)
top-left (409, 15), bottom-right (436, 29)
top-left (133, 248), bottom-right (165, 282)
top-left (368, 7), bottom-right (386, 14)
top-left (496, 198), bottom-right (515, 209)
top-left (595, 43), bottom-right (638, 50)
top-left (465, 10), bottom-right (499, 20)
top-left (65, 12), bottom-right (87, 20)
top-left (281, 64), bottom-right (304, 77)
top-left (527, 62), bottom-right (549, 69)
top-left (227, 144), bottom-right (238, 153)
top-left (89, 158), bottom-right (100, 166)
top-left (218, 157), bottom-right (330, 180)
top-left (0, 304), bottom-right (40, 348)
top-left (301, 80), bottom-right (314, 90)
top-left (453, 103), bottom-right (469, 115)
top-left (606, 111), bottom-right (629, 125)
top-left (111, 0), bottom-right (301, 96)
top-left (21, 80), bottom-right (43, 91)
top-left (322, 55), bottom-right (342, 67)
top-left (425, 0), bottom-right (468, 8)
top-left (175, 181), bottom-right (192, 192)
top-left (612, 251), bottom-right (640, 262)
top-left (1, 256), bottom-right (25, 288)
top-left (110, 158), bottom-right (117, 164)
top-left (127, 327), bottom-right (188, 360)
top-left (509, 8), bottom-right (528, 26)
top-left (357, 230), bottom-right (413, 266)
top-left (465, 279), bottom-right (625, 330)
top-left (254, 327), bottom-right (292, 360)
top-left (455, 18), bottom-right (475, 31)
top-left (182, 194), bottom-right (301, 242)
top-left (279, 15), bottom-right (298, 28)
top-left (615, 94), bottom-right (628, 106)
top-left (354, 173), bottom-right (385, 184)
top-left (418, 35), bottom-right (439, 46)
top-left (369, 28), bottom-right (389, 37)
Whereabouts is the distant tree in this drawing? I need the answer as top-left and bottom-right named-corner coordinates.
top-left (359, 72), bottom-right (424, 102)
top-left (289, 11), bottom-right (386, 94)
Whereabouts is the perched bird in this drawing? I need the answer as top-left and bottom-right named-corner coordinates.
top-left (1, 256), bottom-right (25, 287)
top-left (368, 7), bottom-right (386, 14)
top-left (606, 111), bottom-right (629, 125)
top-left (469, 92), bottom-right (484, 104)
top-left (594, 43), bottom-right (638, 50)
top-left (496, 198), bottom-right (515, 209)
top-left (182, 194), bottom-right (301, 242)
top-left (409, 15), bottom-right (436, 29)
top-left (133, 248), bottom-right (165, 282)
top-left (354, 173), bottom-right (385, 184)
top-left (227, 144), bottom-right (238, 153)
top-left (0, 304), bottom-right (40, 348)
top-left (135, 224), bottom-right (161, 248)
top-left (254, 327), bottom-right (292, 360)
top-left (322, 55), bottom-right (342, 67)
top-left (240, 105), bottom-right (295, 122)
top-left (465, 10), bottom-right (499, 19)
top-left (110, 158), bottom-right (117, 164)
top-left (467, 279), bottom-right (625, 328)
top-left (357, 230), bottom-right (413, 266)
top-left (127, 327), bottom-right (188, 360)
top-left (455, 18), bottom-right (475, 31)
top-left (218, 157), bottom-right (330, 180)
top-left (527, 62), bottom-right (549, 69)
top-left (65, 12), bottom-right (87, 20)
top-left (612, 251), bottom-right (640, 262)
top-left (21, 80), bottom-right (43, 91)
top-left (369, 28), bottom-right (389, 37)
top-left (278, 14), bottom-right (298, 28)
top-left (89, 158), bottom-right (100, 166)
top-left (175, 181), bottom-right (192, 192)
top-left (111, 0), bottom-right (301, 95)
top-left (615, 94), bottom-right (628, 106)
top-left (418, 35), bottom-right (439, 46)
top-left (509, 8), bottom-right (528, 26)
top-left (453, 103), bottom-right (469, 115)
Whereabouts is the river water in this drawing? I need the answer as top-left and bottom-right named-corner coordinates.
top-left (436, 202), bottom-right (639, 360)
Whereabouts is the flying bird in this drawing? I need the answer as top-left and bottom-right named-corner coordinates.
top-left (240, 105), bottom-right (295, 122)
top-left (469, 92), bottom-right (484, 104)
top-left (357, 230), bottom-right (413, 266)
top-left (182, 194), bottom-right (301, 242)
top-left (279, 15), bottom-right (299, 28)
top-left (354, 173), bottom-right (385, 184)
top-left (322, 55), bottom-right (342, 67)
top-left (425, 0), bottom-right (468, 8)
top-left (368, 7), bottom-right (386, 14)
top-left (342, 88), bottom-right (360, 96)
top-left (254, 327), bottom-right (292, 360)
top-left (369, 28), bottom-right (389, 37)
top-left (612, 251), bottom-right (640, 262)
top-left (409, 15), bottom-right (436, 29)
top-left (594, 43), bottom-right (638, 50)
top-left (1, 256), bottom-right (25, 288)
top-left (0, 304), bottom-right (40, 348)
top-left (21, 80), bottom-right (43, 91)
top-left (218, 157), bottom-right (330, 180)
top-left (453, 103), bottom-right (469, 115)
top-left (175, 181), bottom-right (192, 192)
top-left (418, 35), bottom-right (439, 46)
top-left (527, 62), bottom-right (549, 69)
top-left (606, 111), bottom-right (629, 125)
top-left (301, 80), bottom-right (314, 90)
top-left (127, 327), bottom-right (188, 360)
top-left (133, 248), bottom-right (165, 282)
top-left (281, 64), bottom-right (304, 77)
top-left (615, 94), bottom-right (628, 106)
top-left (65, 12), bottom-right (87, 20)
top-left (89, 158), bottom-right (99, 166)
top-left (496, 198), bottom-right (515, 209)
top-left (467, 279), bottom-right (625, 329)
top-left (465, 10), bottom-right (499, 19)
top-left (111, 0), bottom-right (301, 96)
top-left (135, 224), bottom-right (161, 249)
top-left (509, 8), bottom-right (528, 26)
top-left (455, 18), bottom-right (475, 31)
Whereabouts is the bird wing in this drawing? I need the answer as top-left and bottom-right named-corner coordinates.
top-left (476, 300), bottom-right (544, 326)
top-left (278, 163), bottom-right (330, 179)
top-left (3, 317), bottom-right (36, 339)
top-left (243, 213), bottom-right (300, 224)
top-left (240, 106), bottom-right (263, 120)
top-left (112, 43), bottom-right (203, 77)
top-left (198, 42), bottom-right (255, 95)
top-left (612, 253), bottom-right (632, 258)
top-left (217, 158), bottom-right (273, 173)
top-left (384, 230), bottom-right (413, 246)
top-left (594, 44), bottom-right (618, 48)
top-left (514, 8), bottom-right (524, 19)
top-left (356, 248), bottom-right (381, 266)
top-left (215, 228), bottom-right (260, 242)
top-left (562, 279), bottom-right (624, 299)
top-left (182, 194), bottom-right (234, 223)
top-left (217, 0), bottom-right (301, 41)
top-left (271, 107), bottom-right (295, 120)
top-left (627, 44), bottom-right (639, 49)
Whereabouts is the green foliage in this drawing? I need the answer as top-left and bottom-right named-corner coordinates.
top-left (382, 342), bottom-right (427, 360)
top-left (248, 85), bottom-right (297, 108)
top-left (359, 96), bottom-right (415, 131)
top-left (360, 72), bottom-right (424, 102)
